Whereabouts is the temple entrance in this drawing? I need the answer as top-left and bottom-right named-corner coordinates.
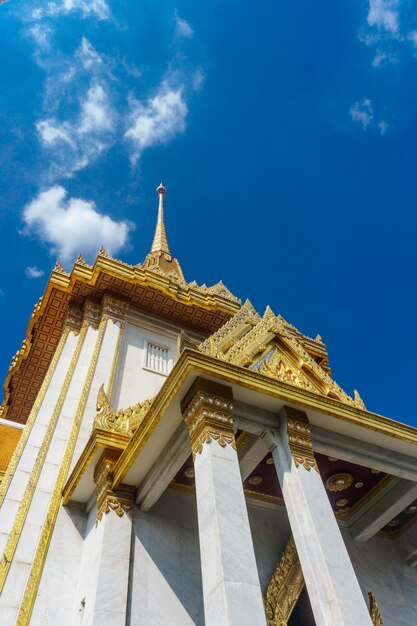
top-left (287, 589), bottom-right (315, 626)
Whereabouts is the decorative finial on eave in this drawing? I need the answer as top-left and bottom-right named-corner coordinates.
top-left (98, 245), bottom-right (109, 257)
top-left (53, 260), bottom-right (64, 273)
top-left (150, 182), bottom-right (171, 255)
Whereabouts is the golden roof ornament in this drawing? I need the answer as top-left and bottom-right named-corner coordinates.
top-left (151, 182), bottom-right (170, 255)
top-left (53, 260), bottom-right (64, 273)
top-left (143, 182), bottom-right (184, 279)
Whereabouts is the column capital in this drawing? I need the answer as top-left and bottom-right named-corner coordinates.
top-left (181, 377), bottom-right (235, 459)
top-left (93, 450), bottom-right (135, 524)
top-left (280, 406), bottom-right (319, 473)
top-left (100, 294), bottom-right (129, 323)
top-left (63, 304), bottom-right (83, 333)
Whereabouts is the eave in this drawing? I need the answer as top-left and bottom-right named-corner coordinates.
top-left (110, 349), bottom-right (417, 491)
top-left (1, 253), bottom-right (241, 424)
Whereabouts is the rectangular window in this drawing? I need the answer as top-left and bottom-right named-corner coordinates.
top-left (145, 342), bottom-right (170, 375)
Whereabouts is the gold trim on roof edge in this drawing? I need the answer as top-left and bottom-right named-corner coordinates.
top-left (1, 252), bottom-right (240, 423)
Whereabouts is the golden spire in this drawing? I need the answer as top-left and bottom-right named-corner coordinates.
top-left (150, 183), bottom-right (171, 254)
top-left (143, 183), bottom-right (184, 279)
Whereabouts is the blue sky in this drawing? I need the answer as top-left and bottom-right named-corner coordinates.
top-left (0, 0), bottom-right (416, 424)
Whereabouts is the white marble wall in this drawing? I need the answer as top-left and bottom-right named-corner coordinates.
top-left (70, 319), bottom-right (122, 472)
top-left (112, 320), bottom-right (179, 411)
top-left (128, 488), bottom-right (204, 626)
top-left (247, 499), bottom-right (417, 626)
top-left (0, 330), bottom-right (78, 559)
top-left (0, 327), bottom-right (97, 625)
top-left (345, 530), bottom-right (417, 626)
top-left (31, 502), bottom-right (87, 626)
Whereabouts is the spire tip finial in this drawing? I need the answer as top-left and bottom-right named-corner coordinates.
top-left (156, 182), bottom-right (166, 195)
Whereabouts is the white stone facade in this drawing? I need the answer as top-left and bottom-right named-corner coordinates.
top-left (1, 299), bottom-right (417, 626)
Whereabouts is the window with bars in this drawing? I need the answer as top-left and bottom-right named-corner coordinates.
top-left (145, 342), bottom-right (170, 375)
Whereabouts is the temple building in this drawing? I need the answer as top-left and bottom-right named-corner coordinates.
top-left (1, 183), bottom-right (417, 626)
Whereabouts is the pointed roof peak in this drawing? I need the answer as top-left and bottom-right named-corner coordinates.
top-left (144, 182), bottom-right (184, 279)
top-left (150, 182), bottom-right (171, 255)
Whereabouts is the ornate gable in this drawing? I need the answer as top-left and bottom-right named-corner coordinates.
top-left (198, 305), bottom-right (361, 408)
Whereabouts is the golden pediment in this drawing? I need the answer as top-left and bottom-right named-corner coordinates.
top-left (198, 304), bottom-right (357, 407)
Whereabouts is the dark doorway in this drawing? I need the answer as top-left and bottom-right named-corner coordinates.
top-left (287, 588), bottom-right (315, 626)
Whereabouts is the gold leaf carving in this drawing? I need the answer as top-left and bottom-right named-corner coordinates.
top-left (181, 378), bottom-right (235, 460)
top-left (264, 536), bottom-right (304, 626)
top-left (94, 385), bottom-right (153, 437)
top-left (368, 591), bottom-right (383, 625)
top-left (286, 409), bottom-right (319, 473)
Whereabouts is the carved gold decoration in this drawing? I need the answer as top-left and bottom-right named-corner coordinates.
top-left (177, 329), bottom-right (199, 354)
top-left (236, 430), bottom-right (252, 452)
top-left (354, 389), bottom-right (366, 410)
top-left (94, 385), bottom-right (153, 437)
top-left (0, 328), bottom-right (70, 507)
top-left (198, 303), bottom-right (357, 409)
top-left (264, 536), bottom-right (304, 626)
top-left (325, 472), bottom-right (354, 492)
top-left (106, 320), bottom-right (124, 397)
top-left (286, 408), bottom-right (319, 473)
top-left (16, 316), bottom-right (108, 626)
top-left (0, 322), bottom-right (88, 592)
top-left (181, 377), bottom-right (235, 460)
top-left (94, 450), bottom-right (135, 524)
top-left (259, 349), bottom-right (319, 395)
top-left (335, 497), bottom-right (349, 507)
top-left (248, 475), bottom-right (263, 485)
top-left (368, 591), bottom-right (383, 625)
top-left (101, 294), bottom-right (129, 323)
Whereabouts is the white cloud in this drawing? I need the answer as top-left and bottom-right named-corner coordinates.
top-left (192, 68), bottom-right (205, 91)
top-left (25, 266), bottom-right (45, 279)
top-left (175, 12), bottom-right (193, 38)
top-left (79, 84), bottom-right (113, 133)
top-left (37, 81), bottom-right (115, 177)
top-left (125, 82), bottom-right (187, 164)
top-left (349, 99), bottom-right (374, 129)
top-left (367, 0), bottom-right (400, 34)
top-left (75, 37), bottom-right (103, 70)
top-left (378, 120), bottom-right (388, 134)
top-left (408, 31), bottom-right (417, 47)
top-left (37, 121), bottom-right (75, 147)
top-left (34, 0), bottom-right (109, 20)
top-left (22, 186), bottom-right (134, 265)
top-left (372, 50), bottom-right (396, 67)
top-left (29, 23), bottom-right (53, 50)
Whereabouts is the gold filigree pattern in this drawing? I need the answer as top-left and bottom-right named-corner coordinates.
top-left (264, 536), bottom-right (304, 626)
top-left (286, 408), bottom-right (319, 473)
top-left (93, 450), bottom-right (135, 524)
top-left (259, 349), bottom-right (318, 394)
top-left (181, 378), bottom-right (235, 460)
top-left (368, 591), bottom-right (383, 625)
top-left (94, 385), bottom-right (153, 437)
top-left (325, 472), bottom-right (354, 492)
top-left (198, 303), bottom-right (357, 408)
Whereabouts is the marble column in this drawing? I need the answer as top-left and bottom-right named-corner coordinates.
top-left (71, 450), bottom-right (135, 626)
top-left (262, 406), bottom-right (372, 626)
top-left (181, 378), bottom-right (266, 626)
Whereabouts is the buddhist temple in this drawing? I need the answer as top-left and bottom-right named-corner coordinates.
top-left (0, 184), bottom-right (416, 626)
